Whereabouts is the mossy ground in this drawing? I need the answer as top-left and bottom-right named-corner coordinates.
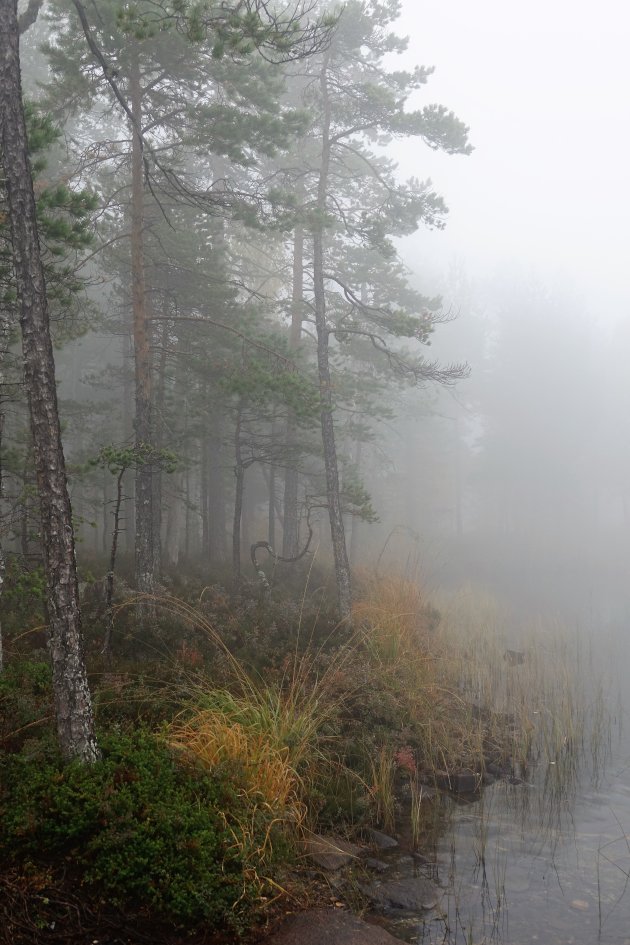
top-left (0, 565), bottom-right (579, 943)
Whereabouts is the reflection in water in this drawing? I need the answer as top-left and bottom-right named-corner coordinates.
top-left (375, 615), bottom-right (630, 945)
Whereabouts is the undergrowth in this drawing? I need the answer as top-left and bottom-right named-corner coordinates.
top-left (0, 571), bottom-right (594, 940)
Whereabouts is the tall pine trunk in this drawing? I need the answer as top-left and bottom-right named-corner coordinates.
top-left (0, 0), bottom-right (98, 760)
top-left (232, 399), bottom-right (245, 589)
top-left (282, 221), bottom-right (304, 556)
top-left (130, 47), bottom-right (154, 597)
top-left (313, 57), bottom-right (352, 619)
top-left (208, 416), bottom-right (227, 563)
top-left (121, 325), bottom-right (135, 554)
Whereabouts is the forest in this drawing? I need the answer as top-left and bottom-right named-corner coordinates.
top-left (2, 1), bottom-right (630, 943)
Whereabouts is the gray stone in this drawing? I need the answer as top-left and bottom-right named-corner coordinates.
top-left (435, 768), bottom-right (481, 794)
top-left (258, 908), bottom-right (406, 944)
top-left (301, 836), bottom-right (365, 871)
top-left (365, 857), bottom-right (391, 873)
top-left (362, 876), bottom-right (442, 913)
top-left (366, 828), bottom-right (399, 850)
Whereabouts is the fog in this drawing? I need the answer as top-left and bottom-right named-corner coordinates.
top-left (3, 0), bottom-right (630, 630)
top-left (397, 0), bottom-right (630, 308)
top-left (353, 0), bottom-right (630, 622)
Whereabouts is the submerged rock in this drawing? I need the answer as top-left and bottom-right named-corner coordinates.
top-left (259, 908), bottom-right (406, 944)
top-left (361, 876), bottom-right (442, 914)
top-left (570, 899), bottom-right (590, 911)
top-left (365, 857), bottom-right (391, 873)
top-left (434, 768), bottom-right (481, 794)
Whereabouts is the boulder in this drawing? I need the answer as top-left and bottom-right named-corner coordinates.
top-left (434, 768), bottom-right (481, 794)
top-left (258, 908), bottom-right (406, 944)
top-left (301, 836), bottom-right (365, 871)
top-left (365, 828), bottom-right (399, 850)
top-left (362, 876), bottom-right (442, 913)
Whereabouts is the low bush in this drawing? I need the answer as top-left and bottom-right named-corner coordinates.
top-left (0, 728), bottom-right (262, 932)
top-left (0, 659), bottom-right (54, 748)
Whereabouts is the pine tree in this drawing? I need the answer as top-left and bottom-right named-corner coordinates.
top-left (0, 0), bottom-right (98, 761)
top-left (293, 0), bottom-right (472, 617)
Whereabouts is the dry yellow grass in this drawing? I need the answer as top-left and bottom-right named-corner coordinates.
top-left (170, 712), bottom-right (303, 815)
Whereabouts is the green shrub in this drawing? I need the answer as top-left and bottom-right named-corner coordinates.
top-left (0, 659), bottom-right (53, 746)
top-left (0, 729), bottom-right (258, 931)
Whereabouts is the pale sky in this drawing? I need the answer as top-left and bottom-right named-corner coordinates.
top-left (394, 0), bottom-right (630, 314)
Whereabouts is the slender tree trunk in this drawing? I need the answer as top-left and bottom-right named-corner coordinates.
top-left (102, 466), bottom-right (110, 553)
top-left (102, 466), bottom-right (125, 663)
top-left (200, 424), bottom-right (210, 557)
top-left (282, 220), bottom-right (304, 556)
top-left (208, 415), bottom-right (227, 563)
top-left (313, 57), bottom-right (352, 619)
top-left (232, 400), bottom-right (245, 589)
top-left (122, 327), bottom-right (135, 553)
top-left (349, 438), bottom-right (363, 566)
top-left (152, 313), bottom-right (169, 579)
top-left (0, 411), bottom-right (5, 674)
top-left (164, 471), bottom-right (183, 567)
top-left (130, 47), bottom-right (154, 597)
top-left (0, 301), bottom-right (9, 671)
top-left (184, 454), bottom-right (191, 560)
top-left (0, 0), bottom-right (98, 760)
top-left (268, 463), bottom-right (276, 548)
top-left (20, 447), bottom-right (30, 556)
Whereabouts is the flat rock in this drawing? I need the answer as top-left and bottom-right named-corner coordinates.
top-left (365, 857), bottom-right (390, 873)
top-left (258, 908), bottom-right (406, 944)
top-left (362, 876), bottom-right (442, 913)
top-left (301, 836), bottom-right (365, 871)
top-left (434, 768), bottom-right (481, 794)
top-left (366, 828), bottom-right (399, 850)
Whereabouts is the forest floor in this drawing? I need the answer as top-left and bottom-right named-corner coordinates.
top-left (0, 566), bottom-right (567, 944)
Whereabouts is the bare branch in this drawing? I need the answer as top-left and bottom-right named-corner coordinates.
top-left (18, 0), bottom-right (43, 34)
top-left (148, 313), bottom-right (296, 368)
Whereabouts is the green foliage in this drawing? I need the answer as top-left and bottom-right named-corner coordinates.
top-left (0, 101), bottom-right (97, 326)
top-left (91, 443), bottom-right (179, 475)
top-left (342, 477), bottom-right (379, 523)
top-left (0, 659), bottom-right (53, 748)
top-left (222, 354), bottom-right (320, 420)
top-left (1, 559), bottom-right (46, 607)
top-left (0, 560), bottom-right (47, 636)
top-left (0, 729), bottom-right (259, 931)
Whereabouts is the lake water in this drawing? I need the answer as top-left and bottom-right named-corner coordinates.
top-left (377, 605), bottom-right (630, 945)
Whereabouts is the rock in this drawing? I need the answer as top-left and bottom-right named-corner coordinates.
top-left (362, 876), bottom-right (442, 913)
top-left (411, 852), bottom-right (439, 880)
top-left (258, 908), bottom-right (406, 944)
top-left (570, 899), bottom-right (590, 911)
top-left (365, 857), bottom-right (390, 873)
top-left (434, 768), bottom-right (481, 794)
top-left (301, 836), bottom-right (365, 871)
top-left (486, 762), bottom-right (508, 778)
top-left (366, 828), bottom-right (399, 850)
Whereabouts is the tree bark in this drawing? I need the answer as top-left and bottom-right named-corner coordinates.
top-left (208, 415), bottom-right (227, 563)
top-left (282, 221), bottom-right (304, 557)
top-left (232, 399), bottom-right (245, 589)
top-left (200, 430), bottom-right (210, 557)
top-left (121, 326), bottom-right (135, 553)
top-left (151, 312), bottom-right (170, 578)
top-left (313, 56), bottom-right (352, 620)
top-left (102, 465), bottom-right (125, 663)
top-left (164, 470), bottom-right (183, 567)
top-left (349, 438), bottom-right (363, 567)
top-left (0, 0), bottom-right (98, 760)
top-left (129, 47), bottom-right (154, 597)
